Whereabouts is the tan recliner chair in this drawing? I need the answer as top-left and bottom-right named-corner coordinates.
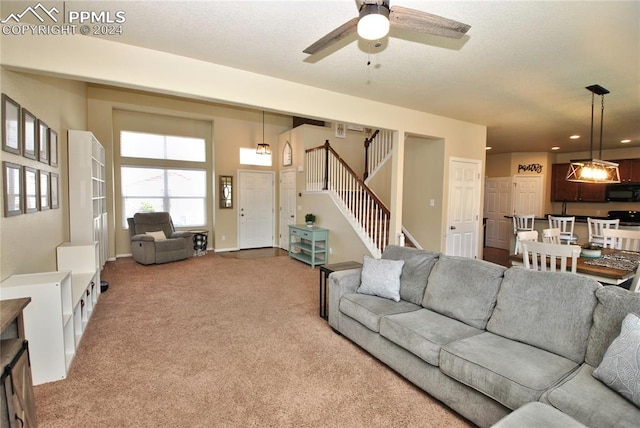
top-left (127, 212), bottom-right (193, 265)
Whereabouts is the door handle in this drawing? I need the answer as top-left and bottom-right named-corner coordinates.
top-left (450, 226), bottom-right (456, 230)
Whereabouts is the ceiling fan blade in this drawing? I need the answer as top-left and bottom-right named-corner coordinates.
top-left (303, 17), bottom-right (358, 55)
top-left (389, 5), bottom-right (470, 39)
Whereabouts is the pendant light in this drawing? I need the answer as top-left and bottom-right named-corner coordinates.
top-left (256, 110), bottom-right (271, 155)
top-left (566, 85), bottom-right (620, 183)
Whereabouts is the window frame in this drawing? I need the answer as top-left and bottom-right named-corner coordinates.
top-left (119, 130), bottom-right (208, 229)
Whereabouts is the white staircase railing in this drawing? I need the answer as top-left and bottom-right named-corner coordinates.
top-left (306, 141), bottom-right (390, 254)
top-left (364, 129), bottom-right (393, 180)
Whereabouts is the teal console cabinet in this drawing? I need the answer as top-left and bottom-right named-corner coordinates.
top-left (288, 225), bottom-right (328, 268)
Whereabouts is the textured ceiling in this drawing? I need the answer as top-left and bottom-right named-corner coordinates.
top-left (44, 1), bottom-right (640, 153)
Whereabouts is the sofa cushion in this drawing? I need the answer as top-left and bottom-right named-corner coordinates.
top-left (380, 308), bottom-right (483, 366)
top-left (132, 211), bottom-right (174, 238)
top-left (339, 293), bottom-right (421, 332)
top-left (423, 256), bottom-right (505, 330)
top-left (357, 255), bottom-right (404, 302)
top-left (155, 237), bottom-right (189, 252)
top-left (381, 245), bottom-right (439, 305)
top-left (440, 332), bottom-right (579, 410)
top-left (487, 267), bottom-right (600, 364)
top-left (542, 364), bottom-right (640, 428)
top-left (592, 313), bottom-right (640, 407)
top-left (585, 286), bottom-right (640, 367)
top-left (492, 402), bottom-right (587, 428)
top-left (146, 230), bottom-right (167, 241)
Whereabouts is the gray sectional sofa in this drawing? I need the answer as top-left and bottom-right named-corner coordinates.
top-left (328, 245), bottom-right (640, 427)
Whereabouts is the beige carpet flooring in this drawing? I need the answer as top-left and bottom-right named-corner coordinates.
top-left (33, 253), bottom-right (472, 427)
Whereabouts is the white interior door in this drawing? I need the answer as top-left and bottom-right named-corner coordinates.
top-left (279, 169), bottom-right (296, 249)
top-left (484, 177), bottom-right (512, 249)
top-left (239, 170), bottom-right (274, 249)
top-left (513, 175), bottom-right (543, 217)
top-left (446, 158), bottom-right (482, 258)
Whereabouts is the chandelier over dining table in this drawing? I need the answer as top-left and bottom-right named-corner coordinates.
top-left (565, 84), bottom-right (620, 184)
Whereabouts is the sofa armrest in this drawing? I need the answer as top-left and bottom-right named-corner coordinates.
top-left (170, 231), bottom-right (193, 239)
top-left (328, 268), bottom-right (362, 329)
top-left (130, 234), bottom-right (155, 242)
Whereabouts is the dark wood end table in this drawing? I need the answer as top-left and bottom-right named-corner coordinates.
top-left (318, 261), bottom-right (362, 320)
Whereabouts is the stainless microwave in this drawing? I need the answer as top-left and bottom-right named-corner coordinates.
top-left (606, 184), bottom-right (640, 202)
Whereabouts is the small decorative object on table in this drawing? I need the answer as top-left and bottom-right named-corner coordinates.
top-left (581, 243), bottom-right (602, 258)
top-left (305, 213), bottom-right (316, 227)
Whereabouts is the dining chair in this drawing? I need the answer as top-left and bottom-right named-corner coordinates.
top-left (542, 228), bottom-right (562, 244)
top-left (513, 215), bottom-right (535, 254)
top-left (521, 240), bottom-right (581, 273)
top-left (602, 228), bottom-right (640, 252)
top-left (587, 218), bottom-right (619, 245)
top-left (548, 215), bottom-right (578, 245)
top-left (516, 230), bottom-right (538, 254)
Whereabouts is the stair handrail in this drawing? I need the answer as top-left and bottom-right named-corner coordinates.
top-left (363, 129), bottom-right (380, 179)
top-left (306, 140), bottom-right (390, 252)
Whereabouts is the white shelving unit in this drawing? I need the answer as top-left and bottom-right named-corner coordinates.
top-left (0, 271), bottom-right (74, 385)
top-left (57, 242), bottom-right (101, 349)
top-left (68, 130), bottom-right (108, 268)
top-left (0, 242), bottom-right (102, 385)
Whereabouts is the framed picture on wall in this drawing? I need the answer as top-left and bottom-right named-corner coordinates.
top-left (2, 94), bottom-right (21, 155)
top-left (23, 166), bottom-right (38, 213)
top-left (22, 108), bottom-right (37, 160)
top-left (335, 122), bottom-right (346, 139)
top-left (219, 175), bottom-right (233, 209)
top-left (49, 129), bottom-right (58, 167)
top-left (39, 170), bottom-right (50, 210)
top-left (50, 172), bottom-right (59, 209)
top-left (3, 161), bottom-right (23, 217)
top-left (282, 141), bottom-right (292, 166)
top-left (38, 119), bottom-right (49, 164)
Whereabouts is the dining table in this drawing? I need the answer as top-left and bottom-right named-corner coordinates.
top-left (509, 248), bottom-right (638, 285)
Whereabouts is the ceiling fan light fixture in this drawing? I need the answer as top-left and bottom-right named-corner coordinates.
top-left (357, 3), bottom-right (390, 40)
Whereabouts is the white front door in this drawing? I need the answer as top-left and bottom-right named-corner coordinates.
top-left (279, 169), bottom-right (296, 249)
top-left (446, 158), bottom-right (482, 258)
top-left (238, 170), bottom-right (274, 249)
top-left (513, 175), bottom-right (543, 217)
top-left (484, 177), bottom-right (512, 249)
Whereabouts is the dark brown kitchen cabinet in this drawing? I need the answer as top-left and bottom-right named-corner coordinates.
top-left (551, 163), bottom-right (606, 202)
top-left (617, 159), bottom-right (640, 183)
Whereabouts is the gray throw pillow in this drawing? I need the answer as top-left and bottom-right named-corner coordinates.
top-left (357, 255), bottom-right (404, 302)
top-left (593, 312), bottom-right (640, 407)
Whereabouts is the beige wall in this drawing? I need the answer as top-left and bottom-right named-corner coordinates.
top-left (86, 85), bottom-right (291, 256)
top-left (2, 34), bottom-right (488, 265)
top-left (366, 158), bottom-right (392, 207)
top-left (402, 136), bottom-right (445, 251)
top-left (2, 34), bottom-right (487, 249)
top-left (0, 69), bottom-right (86, 279)
top-left (486, 153), bottom-right (511, 177)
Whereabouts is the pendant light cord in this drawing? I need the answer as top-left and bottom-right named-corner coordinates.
top-left (598, 95), bottom-right (604, 159)
top-left (589, 91), bottom-right (594, 160)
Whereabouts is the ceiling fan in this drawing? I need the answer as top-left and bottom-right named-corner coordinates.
top-left (303, 1), bottom-right (471, 55)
